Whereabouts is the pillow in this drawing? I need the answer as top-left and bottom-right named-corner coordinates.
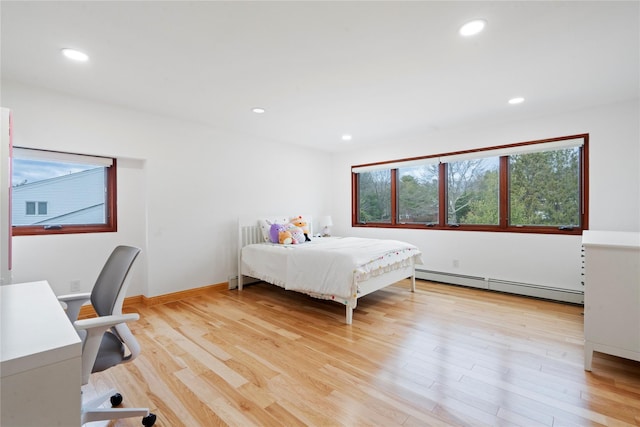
top-left (258, 217), bottom-right (290, 242)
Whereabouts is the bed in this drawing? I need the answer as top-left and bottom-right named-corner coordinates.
top-left (237, 215), bottom-right (423, 324)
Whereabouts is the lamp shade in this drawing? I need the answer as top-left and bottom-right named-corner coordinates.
top-left (319, 216), bottom-right (333, 228)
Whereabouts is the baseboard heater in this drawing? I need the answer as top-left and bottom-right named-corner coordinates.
top-left (415, 269), bottom-right (584, 305)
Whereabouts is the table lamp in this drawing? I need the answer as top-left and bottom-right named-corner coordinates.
top-left (319, 216), bottom-right (333, 237)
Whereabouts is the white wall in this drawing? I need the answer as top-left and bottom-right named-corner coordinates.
top-left (3, 81), bottom-right (332, 297)
top-left (5, 79), bottom-right (637, 298)
top-left (330, 98), bottom-right (640, 292)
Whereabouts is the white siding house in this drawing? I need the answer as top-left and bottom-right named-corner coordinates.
top-left (12, 167), bottom-right (106, 225)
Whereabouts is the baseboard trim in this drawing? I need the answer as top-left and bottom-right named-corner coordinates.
top-left (415, 269), bottom-right (584, 305)
top-left (78, 281), bottom-right (229, 319)
top-left (141, 282), bottom-right (228, 306)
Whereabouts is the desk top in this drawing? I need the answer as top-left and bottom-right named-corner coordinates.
top-left (1, 280), bottom-right (82, 377)
top-left (582, 230), bottom-right (640, 250)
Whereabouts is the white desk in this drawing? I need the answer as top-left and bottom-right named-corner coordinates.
top-left (582, 231), bottom-right (640, 371)
top-left (1, 280), bottom-right (82, 426)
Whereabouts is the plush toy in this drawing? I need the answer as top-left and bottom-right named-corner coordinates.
top-left (286, 224), bottom-right (305, 244)
top-left (279, 229), bottom-right (293, 245)
top-left (269, 222), bottom-right (293, 245)
top-left (290, 216), bottom-right (312, 241)
top-left (267, 221), bottom-right (279, 243)
top-left (268, 222), bottom-right (283, 243)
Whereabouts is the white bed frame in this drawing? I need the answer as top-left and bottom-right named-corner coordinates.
top-left (237, 216), bottom-right (416, 324)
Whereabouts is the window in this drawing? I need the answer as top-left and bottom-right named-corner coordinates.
top-left (352, 134), bottom-right (588, 234)
top-left (25, 201), bottom-right (48, 216)
top-left (446, 157), bottom-right (499, 226)
top-left (398, 163), bottom-right (439, 224)
top-left (358, 170), bottom-right (391, 223)
top-left (508, 147), bottom-right (580, 227)
top-left (11, 148), bottom-right (117, 235)
top-left (38, 201), bottom-right (48, 215)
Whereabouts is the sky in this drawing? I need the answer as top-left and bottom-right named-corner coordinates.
top-left (12, 159), bottom-right (94, 187)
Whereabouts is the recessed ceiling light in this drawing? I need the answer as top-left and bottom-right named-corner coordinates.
top-left (459, 19), bottom-right (486, 37)
top-left (508, 97), bottom-right (525, 105)
top-left (252, 107), bottom-right (266, 114)
top-left (61, 48), bottom-right (89, 62)
top-left (341, 134), bottom-right (353, 141)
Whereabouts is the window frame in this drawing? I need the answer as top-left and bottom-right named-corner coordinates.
top-left (25, 201), bottom-right (48, 216)
top-left (12, 149), bottom-right (118, 236)
top-left (352, 134), bottom-right (589, 235)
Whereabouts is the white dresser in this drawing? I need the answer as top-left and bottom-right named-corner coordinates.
top-left (582, 231), bottom-right (640, 371)
top-left (1, 280), bottom-right (82, 426)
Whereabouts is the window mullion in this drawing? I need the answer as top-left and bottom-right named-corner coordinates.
top-left (390, 169), bottom-right (398, 225)
top-left (351, 172), bottom-right (358, 225)
top-left (499, 156), bottom-right (509, 229)
top-left (439, 162), bottom-right (447, 226)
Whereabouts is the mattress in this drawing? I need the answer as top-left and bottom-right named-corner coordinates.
top-left (241, 236), bottom-right (423, 306)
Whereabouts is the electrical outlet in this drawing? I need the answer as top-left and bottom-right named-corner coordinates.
top-left (70, 280), bottom-right (81, 292)
top-left (452, 259), bottom-right (460, 268)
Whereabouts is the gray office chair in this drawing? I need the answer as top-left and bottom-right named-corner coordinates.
top-left (58, 245), bottom-right (156, 426)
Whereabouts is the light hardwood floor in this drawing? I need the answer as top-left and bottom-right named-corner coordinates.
top-left (86, 280), bottom-right (640, 426)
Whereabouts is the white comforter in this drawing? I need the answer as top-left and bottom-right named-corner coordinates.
top-left (241, 237), bottom-right (423, 303)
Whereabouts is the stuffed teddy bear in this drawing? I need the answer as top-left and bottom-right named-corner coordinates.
top-left (290, 216), bottom-right (312, 241)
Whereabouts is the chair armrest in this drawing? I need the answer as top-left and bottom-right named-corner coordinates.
top-left (74, 313), bottom-right (139, 331)
top-left (58, 292), bottom-right (92, 302)
top-left (75, 313), bottom-right (140, 385)
top-left (57, 292), bottom-right (92, 322)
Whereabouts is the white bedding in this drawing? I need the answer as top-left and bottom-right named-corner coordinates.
top-left (241, 236), bottom-right (423, 307)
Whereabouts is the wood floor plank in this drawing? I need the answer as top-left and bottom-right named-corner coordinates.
top-left (85, 280), bottom-right (640, 426)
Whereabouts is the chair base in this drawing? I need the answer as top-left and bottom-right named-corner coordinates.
top-left (81, 388), bottom-right (155, 426)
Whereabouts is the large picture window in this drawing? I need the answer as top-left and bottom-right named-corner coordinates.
top-left (352, 134), bottom-right (588, 234)
top-left (11, 148), bottom-right (117, 235)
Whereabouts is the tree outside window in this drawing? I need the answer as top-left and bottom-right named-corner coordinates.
top-left (358, 170), bottom-right (391, 223)
top-left (509, 147), bottom-right (580, 227)
top-left (446, 157), bottom-right (499, 225)
top-left (398, 164), bottom-right (439, 224)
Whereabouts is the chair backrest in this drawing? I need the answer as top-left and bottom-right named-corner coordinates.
top-left (91, 245), bottom-right (141, 317)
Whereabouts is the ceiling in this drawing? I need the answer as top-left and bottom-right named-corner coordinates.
top-left (1, 1), bottom-right (638, 152)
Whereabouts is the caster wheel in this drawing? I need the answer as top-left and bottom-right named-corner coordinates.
top-left (142, 413), bottom-right (157, 426)
top-left (110, 393), bottom-right (123, 407)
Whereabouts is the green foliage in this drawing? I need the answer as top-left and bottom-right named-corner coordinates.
top-left (462, 170), bottom-right (499, 224)
top-left (509, 149), bottom-right (579, 226)
top-left (397, 167), bottom-right (438, 223)
top-left (358, 170), bottom-right (391, 222)
top-left (447, 158), bottom-right (499, 225)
